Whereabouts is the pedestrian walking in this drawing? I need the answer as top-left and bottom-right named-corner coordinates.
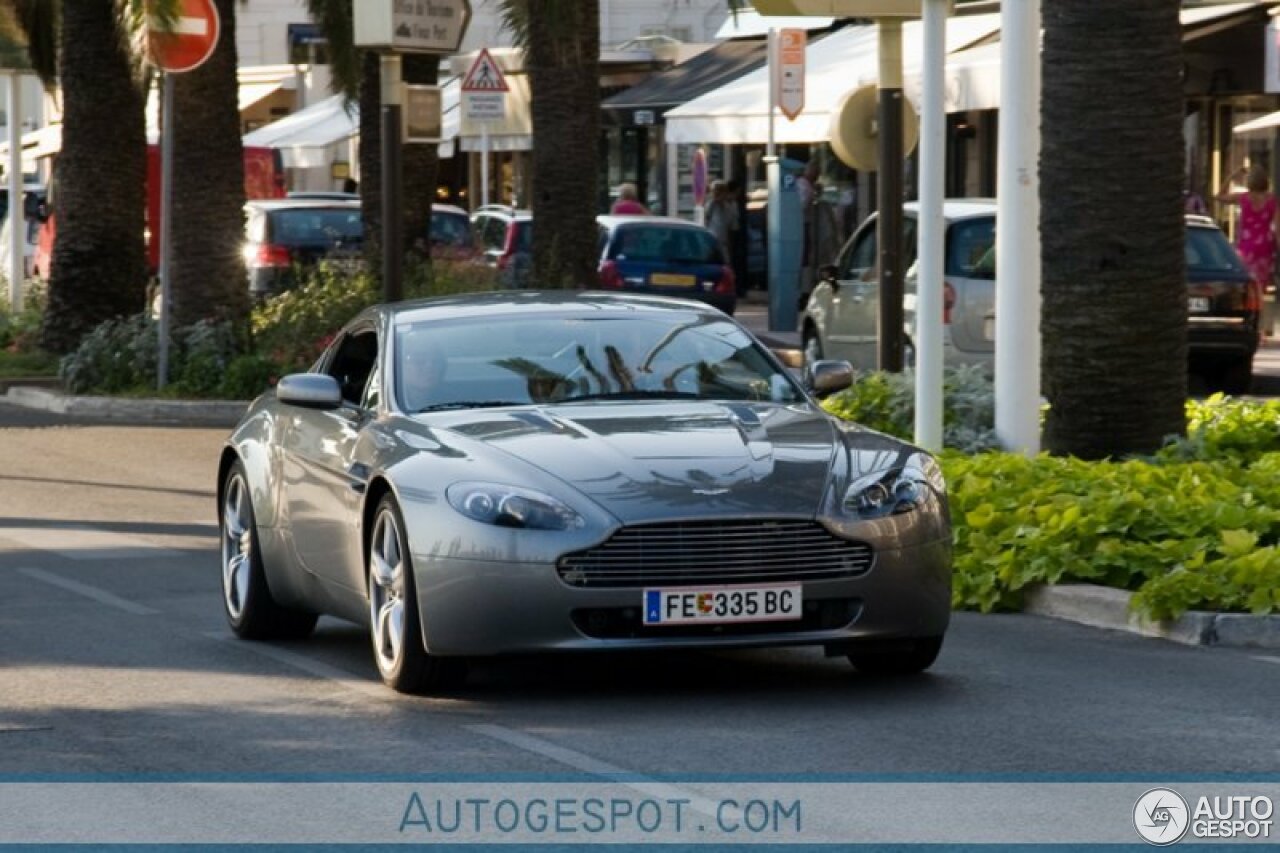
top-left (704, 181), bottom-right (739, 263)
top-left (1217, 165), bottom-right (1278, 336)
top-left (611, 183), bottom-right (649, 216)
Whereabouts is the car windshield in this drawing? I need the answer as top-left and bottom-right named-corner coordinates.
top-left (431, 212), bottom-right (472, 247)
top-left (394, 312), bottom-right (804, 413)
top-left (270, 208), bottom-right (362, 246)
top-left (1186, 225), bottom-right (1247, 275)
top-left (611, 225), bottom-right (723, 264)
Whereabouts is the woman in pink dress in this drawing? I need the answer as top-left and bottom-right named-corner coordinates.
top-left (1217, 166), bottom-right (1279, 288)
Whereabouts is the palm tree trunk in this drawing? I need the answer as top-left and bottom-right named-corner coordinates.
top-left (1041, 0), bottom-right (1186, 458)
top-left (41, 0), bottom-right (147, 353)
top-left (170, 0), bottom-right (248, 331)
top-left (525, 0), bottom-right (600, 289)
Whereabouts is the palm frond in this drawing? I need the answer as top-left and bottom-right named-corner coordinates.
top-left (305, 0), bottom-right (359, 102)
top-left (0, 0), bottom-right (58, 85)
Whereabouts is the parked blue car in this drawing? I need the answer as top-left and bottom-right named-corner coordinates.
top-left (596, 215), bottom-right (737, 315)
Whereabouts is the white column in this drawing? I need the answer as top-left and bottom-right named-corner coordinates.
top-left (995, 0), bottom-right (1042, 455)
top-left (480, 126), bottom-right (490, 208)
top-left (666, 142), bottom-right (679, 217)
top-left (914, 0), bottom-right (947, 452)
top-left (766, 28), bottom-right (777, 159)
top-left (7, 73), bottom-right (23, 312)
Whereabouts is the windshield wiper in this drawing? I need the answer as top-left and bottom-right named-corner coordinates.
top-left (414, 401), bottom-right (525, 412)
top-left (561, 390), bottom-right (701, 403)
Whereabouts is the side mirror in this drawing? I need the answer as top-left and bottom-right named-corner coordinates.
top-left (276, 373), bottom-right (342, 410)
top-left (805, 359), bottom-right (854, 398)
top-left (820, 264), bottom-right (839, 284)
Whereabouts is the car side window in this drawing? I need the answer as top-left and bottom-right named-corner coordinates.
top-left (842, 227), bottom-right (877, 283)
top-left (483, 218), bottom-right (507, 251)
top-left (327, 329), bottom-right (379, 407)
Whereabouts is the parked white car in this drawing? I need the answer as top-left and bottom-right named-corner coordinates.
top-left (802, 199), bottom-right (997, 371)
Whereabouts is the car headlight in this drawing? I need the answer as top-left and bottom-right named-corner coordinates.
top-left (446, 482), bottom-right (585, 531)
top-left (843, 470), bottom-right (927, 520)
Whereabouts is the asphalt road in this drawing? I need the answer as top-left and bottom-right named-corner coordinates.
top-left (1, 407), bottom-right (1278, 779)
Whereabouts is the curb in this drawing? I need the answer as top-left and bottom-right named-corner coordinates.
top-left (1023, 584), bottom-right (1280, 650)
top-left (5, 386), bottom-right (248, 427)
top-left (0, 376), bottom-right (60, 395)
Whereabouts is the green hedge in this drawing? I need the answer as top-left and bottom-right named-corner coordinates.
top-left (824, 371), bottom-right (1280, 620)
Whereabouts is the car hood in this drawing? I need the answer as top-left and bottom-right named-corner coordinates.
top-left (424, 402), bottom-right (839, 523)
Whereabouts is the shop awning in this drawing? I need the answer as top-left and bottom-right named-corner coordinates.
top-left (239, 80), bottom-right (289, 112)
top-left (663, 14), bottom-right (1001, 146)
top-left (1233, 110), bottom-right (1280, 134)
top-left (715, 8), bottom-right (834, 40)
top-left (602, 39), bottom-right (769, 120)
top-left (243, 94), bottom-right (356, 168)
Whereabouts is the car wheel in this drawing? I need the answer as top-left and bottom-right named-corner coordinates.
top-left (368, 495), bottom-right (466, 694)
top-left (1220, 356), bottom-right (1253, 395)
top-left (221, 461), bottom-right (317, 640)
top-left (846, 636), bottom-right (943, 676)
top-left (803, 327), bottom-right (824, 366)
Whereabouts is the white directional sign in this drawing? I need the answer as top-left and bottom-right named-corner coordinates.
top-left (776, 28), bottom-right (806, 121)
top-left (354, 0), bottom-right (473, 55)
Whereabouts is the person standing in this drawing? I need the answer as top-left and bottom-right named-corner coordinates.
top-left (611, 183), bottom-right (649, 215)
top-left (704, 181), bottom-right (739, 263)
top-left (1218, 165), bottom-right (1278, 336)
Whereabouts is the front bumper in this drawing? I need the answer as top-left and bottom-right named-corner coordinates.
top-left (412, 538), bottom-right (951, 656)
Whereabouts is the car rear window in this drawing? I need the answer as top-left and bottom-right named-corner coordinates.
top-left (947, 217), bottom-right (995, 279)
top-left (1186, 225), bottom-right (1247, 276)
top-left (431, 211), bottom-right (472, 247)
top-left (611, 225), bottom-right (723, 264)
top-left (269, 208), bottom-right (362, 246)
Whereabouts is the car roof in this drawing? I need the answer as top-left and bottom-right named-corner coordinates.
top-left (596, 214), bottom-right (710, 231)
top-left (386, 291), bottom-right (726, 326)
top-left (433, 204), bottom-right (470, 217)
top-left (901, 198), bottom-right (997, 220)
top-left (247, 199), bottom-right (361, 212)
top-left (472, 206), bottom-right (532, 220)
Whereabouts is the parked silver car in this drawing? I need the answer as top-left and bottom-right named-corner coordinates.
top-left (218, 293), bottom-right (953, 694)
top-left (802, 199), bottom-right (997, 371)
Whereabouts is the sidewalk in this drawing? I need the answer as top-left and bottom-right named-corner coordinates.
top-left (736, 291), bottom-right (801, 350)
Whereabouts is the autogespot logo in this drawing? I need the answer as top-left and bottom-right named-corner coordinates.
top-left (1134, 788), bottom-right (1191, 846)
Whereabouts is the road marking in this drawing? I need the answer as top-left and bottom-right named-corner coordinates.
top-left (0, 525), bottom-right (182, 561)
top-left (202, 632), bottom-right (390, 700)
top-left (1253, 655), bottom-right (1280, 666)
top-left (18, 567), bottom-right (158, 616)
top-left (468, 724), bottom-right (720, 818)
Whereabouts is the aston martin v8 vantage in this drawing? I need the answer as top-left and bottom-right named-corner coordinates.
top-left (218, 292), bottom-right (952, 693)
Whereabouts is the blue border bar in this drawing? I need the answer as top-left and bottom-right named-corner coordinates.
top-left (0, 772), bottom-right (1278, 783)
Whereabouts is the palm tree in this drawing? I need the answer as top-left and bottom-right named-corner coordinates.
top-left (169, 0), bottom-right (248, 331)
top-left (41, 0), bottom-right (148, 353)
top-left (498, 0), bottom-right (601, 289)
top-left (1040, 0), bottom-right (1187, 458)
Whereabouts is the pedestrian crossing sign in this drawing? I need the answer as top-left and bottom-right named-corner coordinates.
top-left (462, 48), bottom-right (509, 93)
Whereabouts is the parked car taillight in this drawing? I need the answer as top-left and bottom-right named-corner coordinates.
top-left (1245, 280), bottom-right (1262, 313)
top-left (253, 244), bottom-right (292, 269)
top-left (599, 260), bottom-right (624, 289)
top-left (943, 281), bottom-right (956, 324)
top-left (714, 265), bottom-right (736, 295)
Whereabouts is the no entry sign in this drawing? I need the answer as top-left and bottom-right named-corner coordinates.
top-left (149, 0), bottom-right (221, 74)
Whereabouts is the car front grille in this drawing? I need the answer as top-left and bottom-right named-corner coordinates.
top-left (557, 520), bottom-right (874, 589)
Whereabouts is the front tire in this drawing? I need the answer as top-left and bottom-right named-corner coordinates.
top-left (221, 461), bottom-right (317, 640)
top-left (847, 636), bottom-right (943, 676)
top-left (368, 496), bottom-right (466, 694)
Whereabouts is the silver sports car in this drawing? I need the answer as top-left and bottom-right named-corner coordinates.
top-left (218, 292), bottom-right (952, 693)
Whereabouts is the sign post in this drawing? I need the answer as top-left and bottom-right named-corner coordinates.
top-left (6, 72), bottom-right (22, 314)
top-left (147, 0), bottom-right (221, 390)
top-left (356, 0), bottom-right (472, 302)
top-left (462, 49), bottom-right (509, 209)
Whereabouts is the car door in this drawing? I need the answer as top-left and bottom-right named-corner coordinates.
top-left (944, 215), bottom-right (997, 358)
top-left (281, 326), bottom-right (380, 591)
top-left (820, 217), bottom-right (880, 369)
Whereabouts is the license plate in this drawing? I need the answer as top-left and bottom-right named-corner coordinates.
top-left (643, 584), bottom-right (802, 626)
top-left (1189, 296), bottom-right (1211, 313)
top-left (650, 273), bottom-right (695, 287)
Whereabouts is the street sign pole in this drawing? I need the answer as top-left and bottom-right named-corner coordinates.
top-left (158, 72), bottom-right (176, 389)
top-left (381, 53), bottom-right (404, 303)
top-left (766, 28), bottom-right (777, 159)
top-left (914, 0), bottom-right (947, 451)
top-left (481, 125), bottom-right (490, 208)
top-left (7, 72), bottom-right (23, 313)
top-left (876, 19), bottom-right (905, 373)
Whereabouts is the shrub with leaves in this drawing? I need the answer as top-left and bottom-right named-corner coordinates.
top-left (59, 313), bottom-right (160, 394)
top-left (1156, 394), bottom-right (1280, 463)
top-left (822, 364), bottom-right (1000, 453)
top-left (0, 280), bottom-right (49, 356)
